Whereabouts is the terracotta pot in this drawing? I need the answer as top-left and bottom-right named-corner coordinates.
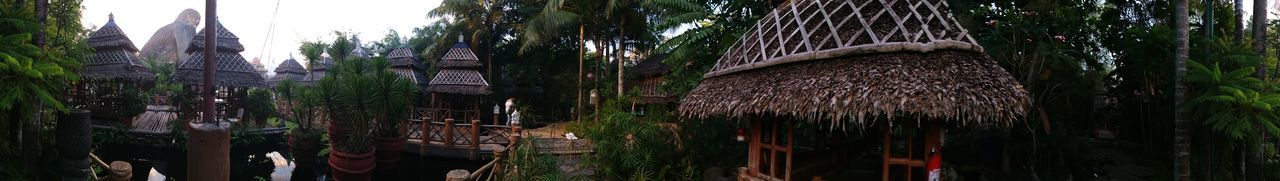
top-left (119, 116), bottom-right (135, 128)
top-left (328, 149), bottom-right (375, 181)
top-left (373, 136), bottom-right (404, 169)
top-left (288, 133), bottom-right (322, 169)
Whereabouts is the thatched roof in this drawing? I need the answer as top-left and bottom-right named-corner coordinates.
top-left (274, 55), bottom-right (306, 74)
top-left (678, 0), bottom-right (1029, 128)
top-left (428, 37), bottom-right (490, 95)
top-left (388, 47), bottom-right (427, 69)
top-left (185, 21), bottom-right (244, 53)
top-left (83, 14), bottom-right (153, 81)
top-left (350, 36), bottom-right (373, 58)
top-left (632, 54), bottom-right (670, 78)
top-left (269, 55), bottom-right (307, 87)
top-left (388, 47), bottom-right (430, 89)
top-left (438, 38), bottom-right (482, 69)
top-left (172, 21), bottom-right (266, 87)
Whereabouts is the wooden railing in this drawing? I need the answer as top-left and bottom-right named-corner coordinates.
top-left (409, 107), bottom-right (521, 159)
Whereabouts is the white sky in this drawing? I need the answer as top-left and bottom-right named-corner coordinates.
top-left (81, 0), bottom-right (444, 72)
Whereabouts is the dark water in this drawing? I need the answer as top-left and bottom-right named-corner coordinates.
top-left (96, 140), bottom-right (488, 181)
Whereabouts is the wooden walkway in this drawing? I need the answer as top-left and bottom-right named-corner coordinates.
top-left (403, 109), bottom-right (593, 160)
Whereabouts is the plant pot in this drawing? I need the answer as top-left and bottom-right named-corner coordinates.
top-left (119, 116), bottom-right (136, 128)
top-left (289, 133), bottom-right (322, 169)
top-left (373, 136), bottom-right (404, 169)
top-left (328, 149), bottom-right (375, 181)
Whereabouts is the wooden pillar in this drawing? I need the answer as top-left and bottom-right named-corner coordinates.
top-left (421, 118), bottom-right (431, 157)
top-left (445, 169), bottom-right (470, 181)
top-left (444, 118), bottom-right (455, 148)
top-left (882, 125), bottom-right (890, 181)
top-left (470, 119), bottom-right (481, 160)
top-left (187, 122), bottom-right (230, 181)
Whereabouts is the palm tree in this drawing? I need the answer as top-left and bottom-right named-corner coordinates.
top-left (299, 41), bottom-right (328, 82)
top-left (1174, 0), bottom-right (1191, 180)
top-left (521, 0), bottom-right (605, 121)
top-left (1236, 0), bottom-right (1244, 44)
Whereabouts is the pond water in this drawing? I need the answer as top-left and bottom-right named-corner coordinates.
top-left (96, 139), bottom-right (488, 181)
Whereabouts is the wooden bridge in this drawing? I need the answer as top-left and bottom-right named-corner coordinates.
top-left (403, 108), bottom-right (593, 161)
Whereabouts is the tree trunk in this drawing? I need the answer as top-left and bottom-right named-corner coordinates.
top-left (24, 1), bottom-right (49, 179)
top-left (617, 20), bottom-right (626, 97)
top-left (1174, 0), bottom-right (1192, 180)
top-left (1246, 0), bottom-right (1266, 180)
top-left (577, 22), bottom-right (585, 122)
top-left (1236, 0), bottom-right (1244, 44)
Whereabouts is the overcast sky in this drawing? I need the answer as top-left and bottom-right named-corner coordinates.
top-left (81, 0), bottom-right (444, 72)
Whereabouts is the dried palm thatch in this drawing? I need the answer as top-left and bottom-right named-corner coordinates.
top-left (678, 0), bottom-right (1029, 128)
top-left (269, 56), bottom-right (307, 87)
top-left (83, 15), bottom-right (153, 82)
top-left (428, 38), bottom-right (490, 95)
top-left (172, 21), bottom-right (266, 88)
top-left (388, 47), bottom-right (430, 90)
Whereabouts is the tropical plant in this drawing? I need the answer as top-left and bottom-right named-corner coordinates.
top-left (244, 88), bottom-right (276, 125)
top-left (117, 86), bottom-right (147, 118)
top-left (314, 33), bottom-right (417, 152)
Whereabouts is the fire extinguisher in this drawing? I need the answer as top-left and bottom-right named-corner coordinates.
top-left (927, 144), bottom-right (942, 181)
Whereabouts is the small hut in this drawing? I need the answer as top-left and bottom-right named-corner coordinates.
top-left (387, 47), bottom-right (430, 91)
top-left (172, 20), bottom-right (267, 120)
top-left (426, 36), bottom-right (491, 123)
top-left (303, 56), bottom-right (335, 86)
top-left (79, 14), bottom-right (154, 119)
top-left (628, 54), bottom-right (675, 105)
top-left (269, 55), bottom-right (307, 87)
top-left (678, 0), bottom-right (1030, 180)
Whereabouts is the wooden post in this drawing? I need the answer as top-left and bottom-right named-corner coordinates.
top-left (188, 122), bottom-right (230, 181)
top-left (108, 161), bottom-right (133, 181)
top-left (881, 125), bottom-right (890, 181)
top-left (445, 169), bottom-right (470, 181)
top-left (444, 119), bottom-right (455, 148)
top-left (421, 118), bottom-right (431, 157)
top-left (471, 119), bottom-right (481, 160)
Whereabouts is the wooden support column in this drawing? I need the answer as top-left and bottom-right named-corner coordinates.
top-left (882, 122), bottom-right (944, 181)
top-left (444, 118), bottom-right (455, 148)
top-left (470, 119), bottom-right (481, 160)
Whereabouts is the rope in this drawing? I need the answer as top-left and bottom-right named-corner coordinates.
top-left (258, 0), bottom-right (283, 64)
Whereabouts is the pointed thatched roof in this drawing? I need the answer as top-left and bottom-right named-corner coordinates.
top-left (427, 36), bottom-right (490, 95)
top-left (678, 0), bottom-right (1029, 128)
top-left (301, 56), bottom-right (334, 85)
top-left (632, 54), bottom-right (671, 78)
top-left (350, 36), bottom-right (373, 58)
top-left (173, 21), bottom-right (266, 87)
top-left (388, 47), bottom-right (430, 90)
top-left (269, 55), bottom-right (306, 87)
top-left (83, 14), bottom-right (153, 81)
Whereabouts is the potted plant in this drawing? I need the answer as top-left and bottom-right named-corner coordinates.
top-left (276, 80), bottom-right (325, 169)
top-left (313, 37), bottom-right (397, 179)
top-left (117, 87), bottom-right (147, 127)
top-left (368, 58), bottom-right (417, 170)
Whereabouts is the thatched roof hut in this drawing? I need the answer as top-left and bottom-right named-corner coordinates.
top-left (269, 55), bottom-right (307, 87)
top-left (628, 54), bottom-right (674, 104)
top-left (427, 36), bottom-right (490, 95)
top-left (678, 0), bottom-right (1030, 128)
top-left (388, 47), bottom-right (430, 90)
top-left (83, 14), bottom-right (153, 82)
top-left (301, 56), bottom-right (335, 85)
top-left (172, 21), bottom-right (266, 88)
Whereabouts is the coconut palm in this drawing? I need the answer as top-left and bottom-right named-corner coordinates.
top-left (1174, 0), bottom-right (1191, 179)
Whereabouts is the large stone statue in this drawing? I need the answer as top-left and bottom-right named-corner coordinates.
top-left (139, 9), bottom-right (200, 65)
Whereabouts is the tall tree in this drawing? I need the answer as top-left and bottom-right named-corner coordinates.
top-left (1246, 0), bottom-right (1267, 180)
top-left (1236, 0), bottom-right (1245, 44)
top-left (1174, 0), bottom-right (1192, 180)
top-left (299, 41), bottom-right (328, 82)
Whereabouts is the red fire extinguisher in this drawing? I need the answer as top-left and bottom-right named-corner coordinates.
top-left (927, 144), bottom-right (942, 181)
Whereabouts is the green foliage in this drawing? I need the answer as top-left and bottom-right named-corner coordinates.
top-left (314, 39), bottom-right (417, 152)
top-left (244, 88), bottom-right (276, 123)
top-left (274, 80), bottom-right (320, 131)
top-left (570, 96), bottom-right (694, 180)
top-left (117, 86), bottom-right (147, 117)
top-left (504, 137), bottom-right (570, 181)
top-left (1185, 39), bottom-right (1280, 140)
